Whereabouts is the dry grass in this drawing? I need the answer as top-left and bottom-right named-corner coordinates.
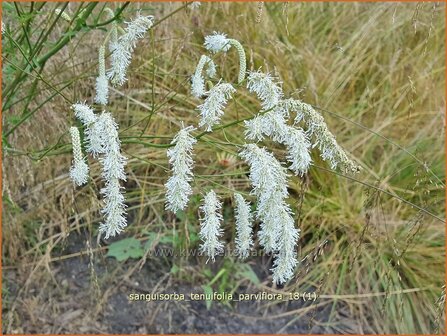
top-left (2, 1), bottom-right (445, 334)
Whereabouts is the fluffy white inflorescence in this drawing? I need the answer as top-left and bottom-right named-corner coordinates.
top-left (108, 12), bottom-right (154, 86)
top-left (240, 144), bottom-right (299, 284)
top-left (98, 113), bottom-right (127, 181)
top-left (240, 144), bottom-right (287, 251)
top-left (72, 103), bottom-right (127, 238)
top-left (69, 127), bottom-right (89, 186)
top-left (244, 106), bottom-right (289, 141)
top-left (165, 125), bottom-right (197, 213)
top-left (72, 102), bottom-right (96, 125)
top-left (285, 99), bottom-right (360, 173)
top-left (247, 71), bottom-right (283, 110)
top-left (270, 206), bottom-right (299, 284)
top-left (204, 32), bottom-right (231, 53)
top-left (190, 2), bottom-right (201, 10)
top-left (282, 127), bottom-right (312, 176)
top-left (203, 33), bottom-right (246, 83)
top-left (234, 193), bottom-right (253, 259)
top-left (245, 105), bottom-right (312, 176)
top-left (197, 82), bottom-right (236, 131)
top-left (191, 55), bottom-right (217, 98)
top-left (107, 42), bottom-right (129, 86)
top-left (95, 46), bottom-right (109, 105)
top-left (97, 112), bottom-right (128, 239)
top-left (206, 59), bottom-right (217, 78)
top-left (72, 102), bottom-right (104, 157)
top-left (199, 190), bottom-right (224, 261)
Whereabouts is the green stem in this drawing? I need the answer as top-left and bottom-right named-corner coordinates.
top-left (36, 2), bottom-right (97, 66)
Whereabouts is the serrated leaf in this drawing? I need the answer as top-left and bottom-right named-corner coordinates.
top-left (106, 238), bottom-right (144, 262)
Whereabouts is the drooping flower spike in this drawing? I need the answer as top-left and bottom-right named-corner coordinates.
top-left (204, 32), bottom-right (246, 84)
top-left (191, 55), bottom-right (217, 98)
top-left (72, 102), bottom-right (104, 157)
top-left (244, 105), bottom-right (312, 176)
top-left (95, 45), bottom-right (109, 105)
top-left (97, 112), bottom-right (128, 239)
top-left (285, 99), bottom-right (360, 173)
top-left (240, 144), bottom-right (300, 284)
top-left (234, 193), bottom-right (254, 259)
top-left (165, 125), bottom-right (197, 213)
top-left (69, 127), bottom-right (89, 186)
top-left (199, 190), bottom-right (224, 262)
top-left (108, 12), bottom-right (154, 86)
top-left (72, 103), bottom-right (127, 239)
top-left (197, 82), bottom-right (236, 131)
top-left (246, 70), bottom-right (283, 110)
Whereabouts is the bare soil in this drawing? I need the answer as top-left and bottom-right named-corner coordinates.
top-left (3, 232), bottom-right (336, 334)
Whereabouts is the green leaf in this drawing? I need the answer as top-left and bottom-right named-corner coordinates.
top-left (159, 234), bottom-right (173, 244)
top-left (106, 238), bottom-right (144, 262)
top-left (143, 232), bottom-right (157, 251)
top-left (201, 284), bottom-right (213, 310)
top-left (237, 264), bottom-right (260, 285)
top-left (202, 267), bottom-right (213, 279)
top-left (175, 210), bottom-right (186, 221)
top-left (170, 264), bottom-right (180, 274)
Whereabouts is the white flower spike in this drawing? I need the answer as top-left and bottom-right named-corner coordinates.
top-left (69, 127), bottom-right (89, 186)
top-left (72, 102), bottom-right (105, 157)
top-left (234, 193), bottom-right (253, 259)
top-left (98, 113), bottom-right (127, 182)
top-left (240, 144), bottom-right (299, 284)
top-left (206, 59), bottom-right (217, 78)
top-left (95, 46), bottom-right (109, 105)
top-left (204, 32), bottom-right (231, 53)
top-left (240, 144), bottom-right (287, 251)
top-left (97, 112), bottom-right (127, 239)
top-left (197, 82), bottom-right (236, 131)
top-left (191, 55), bottom-right (217, 98)
top-left (72, 102), bottom-right (96, 125)
top-left (285, 99), bottom-right (360, 173)
top-left (199, 190), bottom-right (224, 261)
top-left (271, 206), bottom-right (300, 284)
top-left (244, 105), bottom-right (312, 176)
top-left (108, 12), bottom-right (154, 86)
top-left (72, 103), bottom-right (127, 239)
top-left (165, 125), bottom-right (197, 213)
top-left (204, 32), bottom-right (246, 83)
top-left (190, 2), bottom-right (201, 10)
top-left (281, 127), bottom-right (312, 176)
top-left (247, 70), bottom-right (283, 110)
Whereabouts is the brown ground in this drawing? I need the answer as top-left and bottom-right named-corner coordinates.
top-left (2, 232), bottom-right (344, 334)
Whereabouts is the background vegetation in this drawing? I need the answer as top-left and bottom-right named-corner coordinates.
top-left (2, 1), bottom-right (445, 334)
